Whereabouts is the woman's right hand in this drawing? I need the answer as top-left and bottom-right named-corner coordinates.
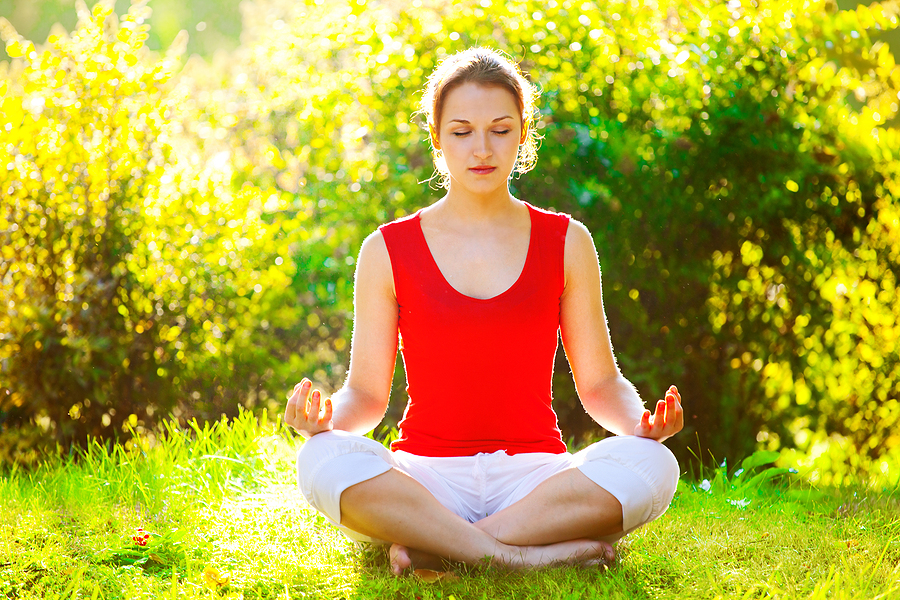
top-left (284, 378), bottom-right (334, 439)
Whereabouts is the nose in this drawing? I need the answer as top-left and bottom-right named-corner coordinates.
top-left (473, 132), bottom-right (492, 160)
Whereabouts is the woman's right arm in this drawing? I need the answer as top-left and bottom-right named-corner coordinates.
top-left (284, 230), bottom-right (399, 437)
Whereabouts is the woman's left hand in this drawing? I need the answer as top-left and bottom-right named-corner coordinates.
top-left (634, 385), bottom-right (683, 442)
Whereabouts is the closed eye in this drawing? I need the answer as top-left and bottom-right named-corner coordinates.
top-left (451, 129), bottom-right (512, 137)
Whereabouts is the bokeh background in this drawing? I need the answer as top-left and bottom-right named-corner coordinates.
top-left (2, 0), bottom-right (899, 486)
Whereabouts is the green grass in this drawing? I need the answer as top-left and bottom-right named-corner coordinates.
top-left (1, 411), bottom-right (899, 599)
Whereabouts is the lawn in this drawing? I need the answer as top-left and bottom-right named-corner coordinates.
top-left (1, 411), bottom-right (898, 599)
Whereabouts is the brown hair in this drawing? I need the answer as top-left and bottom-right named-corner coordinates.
top-left (420, 47), bottom-right (541, 188)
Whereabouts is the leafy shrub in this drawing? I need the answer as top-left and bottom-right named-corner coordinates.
top-left (0, 4), bottom-right (298, 461)
top-left (210, 0), bottom-right (900, 477)
top-left (205, 0), bottom-right (898, 472)
top-left (511, 0), bottom-right (900, 477)
top-left (2, 0), bottom-right (899, 482)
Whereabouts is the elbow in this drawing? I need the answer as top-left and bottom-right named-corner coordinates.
top-left (583, 372), bottom-right (629, 398)
top-left (333, 385), bottom-right (390, 433)
top-left (579, 373), bottom-right (640, 411)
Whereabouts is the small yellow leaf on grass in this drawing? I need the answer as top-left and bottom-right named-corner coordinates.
top-left (203, 566), bottom-right (231, 588)
top-left (413, 569), bottom-right (459, 583)
top-left (846, 539), bottom-right (859, 548)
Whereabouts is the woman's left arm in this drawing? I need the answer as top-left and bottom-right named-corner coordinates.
top-left (559, 219), bottom-right (683, 442)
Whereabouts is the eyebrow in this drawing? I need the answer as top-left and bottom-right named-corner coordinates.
top-left (448, 116), bottom-right (514, 124)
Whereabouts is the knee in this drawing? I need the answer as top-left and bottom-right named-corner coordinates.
top-left (294, 430), bottom-right (393, 515)
top-left (646, 440), bottom-right (679, 507)
top-left (616, 437), bottom-right (679, 508)
top-left (295, 431), bottom-right (330, 488)
top-left (582, 436), bottom-right (679, 489)
top-left (295, 430), bottom-right (359, 490)
top-left (578, 436), bottom-right (680, 530)
top-left (626, 438), bottom-right (679, 527)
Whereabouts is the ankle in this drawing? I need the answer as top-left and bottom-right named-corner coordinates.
top-left (493, 541), bottom-right (527, 569)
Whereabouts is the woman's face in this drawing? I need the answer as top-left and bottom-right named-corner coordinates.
top-left (436, 82), bottom-right (524, 196)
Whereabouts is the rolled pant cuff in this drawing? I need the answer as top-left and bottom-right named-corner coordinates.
top-left (304, 451), bottom-right (392, 526)
top-left (576, 458), bottom-right (653, 533)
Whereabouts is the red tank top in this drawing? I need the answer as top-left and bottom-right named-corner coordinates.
top-left (379, 202), bottom-right (569, 456)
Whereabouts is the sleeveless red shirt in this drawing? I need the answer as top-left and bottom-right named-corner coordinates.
top-left (379, 203), bottom-right (570, 457)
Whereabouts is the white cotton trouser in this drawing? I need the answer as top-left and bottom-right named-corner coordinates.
top-left (296, 430), bottom-right (679, 544)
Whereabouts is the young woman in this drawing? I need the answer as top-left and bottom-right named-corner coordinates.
top-left (284, 47), bottom-right (683, 575)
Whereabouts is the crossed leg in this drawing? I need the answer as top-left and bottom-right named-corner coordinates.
top-left (475, 466), bottom-right (624, 545)
top-left (339, 466), bottom-right (620, 575)
top-left (299, 431), bottom-right (677, 576)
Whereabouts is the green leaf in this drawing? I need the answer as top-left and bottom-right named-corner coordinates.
top-left (740, 450), bottom-right (782, 473)
top-left (743, 467), bottom-right (792, 489)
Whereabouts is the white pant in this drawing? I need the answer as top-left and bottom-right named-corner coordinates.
top-left (297, 430), bottom-right (679, 544)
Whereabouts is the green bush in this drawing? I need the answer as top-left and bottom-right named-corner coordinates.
top-left (211, 0), bottom-right (900, 477)
top-left (0, 4), bottom-right (300, 462)
top-left (517, 0), bottom-right (900, 478)
top-left (2, 0), bottom-right (899, 482)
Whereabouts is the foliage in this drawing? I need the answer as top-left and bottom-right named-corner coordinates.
top-left (2, 416), bottom-right (899, 599)
top-left (495, 0), bottom-right (900, 475)
top-left (1, 0), bottom-right (900, 478)
top-left (0, 2), bottom-right (302, 461)
top-left (0, 0), bottom-right (244, 61)
top-left (196, 0), bottom-right (900, 475)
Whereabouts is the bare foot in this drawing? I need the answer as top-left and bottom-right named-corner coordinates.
top-left (389, 539), bottom-right (613, 576)
top-left (582, 544), bottom-right (617, 566)
top-left (389, 544), bottom-right (447, 576)
top-left (389, 544), bottom-right (412, 576)
top-left (501, 538), bottom-right (614, 569)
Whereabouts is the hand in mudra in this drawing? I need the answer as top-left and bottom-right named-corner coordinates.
top-left (284, 378), bottom-right (334, 438)
top-left (634, 385), bottom-right (683, 442)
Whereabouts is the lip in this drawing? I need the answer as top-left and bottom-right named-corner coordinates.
top-left (469, 166), bottom-right (496, 175)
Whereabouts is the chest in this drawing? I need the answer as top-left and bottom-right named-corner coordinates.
top-left (420, 226), bottom-right (531, 300)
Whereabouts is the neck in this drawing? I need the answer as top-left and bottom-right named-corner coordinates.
top-left (439, 184), bottom-right (519, 223)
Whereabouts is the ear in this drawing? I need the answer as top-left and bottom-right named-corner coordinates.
top-left (520, 121), bottom-right (529, 145)
top-left (430, 124), bottom-right (441, 151)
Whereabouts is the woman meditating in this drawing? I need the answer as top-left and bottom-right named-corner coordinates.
top-left (284, 47), bottom-right (683, 575)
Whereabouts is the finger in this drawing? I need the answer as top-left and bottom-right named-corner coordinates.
top-left (655, 399), bottom-right (667, 430)
top-left (671, 396), bottom-right (684, 433)
top-left (308, 389), bottom-right (322, 423)
top-left (284, 390), bottom-right (298, 424)
top-left (285, 380), bottom-right (307, 423)
top-left (321, 397), bottom-right (333, 425)
top-left (669, 385), bottom-right (681, 403)
top-left (639, 409), bottom-right (652, 431)
top-left (290, 378), bottom-right (308, 397)
top-left (299, 379), bottom-right (312, 418)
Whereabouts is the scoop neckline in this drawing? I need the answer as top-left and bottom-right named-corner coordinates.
top-left (414, 202), bottom-right (536, 303)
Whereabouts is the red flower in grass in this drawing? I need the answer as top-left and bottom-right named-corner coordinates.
top-left (132, 528), bottom-right (151, 547)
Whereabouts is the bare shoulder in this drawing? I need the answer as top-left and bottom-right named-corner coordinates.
top-left (356, 229), bottom-right (395, 297)
top-left (359, 228), bottom-right (388, 255)
top-left (563, 218), bottom-right (601, 288)
top-left (564, 218), bottom-right (597, 256)
top-left (357, 229), bottom-right (391, 275)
